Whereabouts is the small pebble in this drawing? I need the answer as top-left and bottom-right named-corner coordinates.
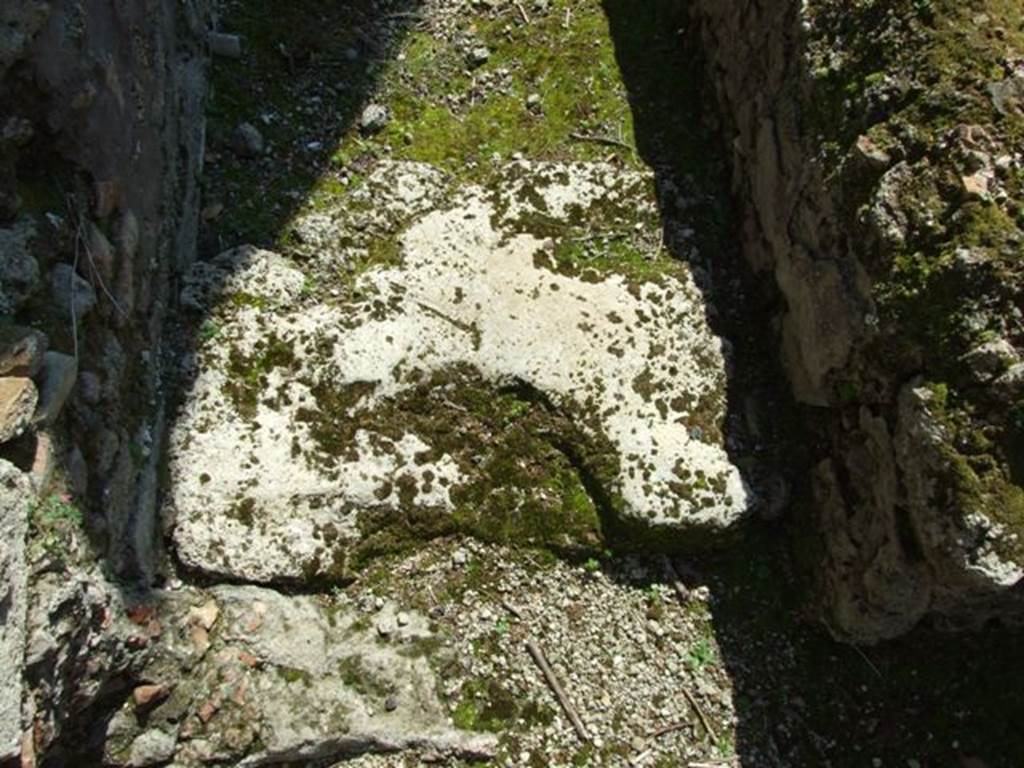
top-left (469, 46), bottom-right (491, 66)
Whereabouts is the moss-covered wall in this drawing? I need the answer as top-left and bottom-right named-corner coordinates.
top-left (0, 0), bottom-right (211, 581)
top-left (690, 0), bottom-right (1024, 641)
top-left (0, 1), bottom-right (211, 760)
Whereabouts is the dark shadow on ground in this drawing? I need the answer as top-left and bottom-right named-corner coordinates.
top-left (199, 0), bottom-right (425, 256)
top-left (601, 1), bottom-right (1024, 766)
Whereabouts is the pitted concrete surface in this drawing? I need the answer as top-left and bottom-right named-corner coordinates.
top-left (168, 161), bottom-right (750, 584)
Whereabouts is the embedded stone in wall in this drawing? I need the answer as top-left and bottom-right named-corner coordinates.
top-left (0, 377), bottom-right (37, 443)
top-left (0, 459), bottom-right (32, 761)
top-left (0, 218), bottom-right (39, 316)
top-left (99, 584), bottom-right (495, 767)
top-left (0, 327), bottom-right (47, 379)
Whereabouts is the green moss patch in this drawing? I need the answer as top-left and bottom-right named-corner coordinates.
top-left (296, 365), bottom-right (613, 569)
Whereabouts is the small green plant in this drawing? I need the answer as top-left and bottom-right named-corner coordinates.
top-left (686, 638), bottom-right (716, 672)
top-left (300, 275), bottom-right (317, 298)
top-left (199, 320), bottom-right (221, 342)
top-left (583, 557), bottom-right (600, 573)
top-left (645, 585), bottom-right (665, 620)
top-left (912, 0), bottom-right (934, 21)
top-left (495, 616), bottom-right (510, 636)
top-left (29, 494), bottom-right (83, 560)
top-left (714, 732), bottom-right (736, 758)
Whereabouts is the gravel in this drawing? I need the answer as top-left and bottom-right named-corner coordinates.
top-left (333, 538), bottom-right (737, 767)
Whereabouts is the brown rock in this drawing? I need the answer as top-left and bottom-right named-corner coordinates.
top-left (197, 697), bottom-right (220, 723)
top-left (86, 222), bottom-right (116, 285)
top-left (28, 430), bottom-right (55, 492)
top-left (133, 683), bottom-right (170, 708)
top-left (127, 604), bottom-right (157, 626)
top-left (188, 625), bottom-right (210, 656)
top-left (852, 134), bottom-right (891, 172)
top-left (0, 377), bottom-right (38, 443)
top-left (960, 172), bottom-right (990, 200)
top-left (188, 599), bottom-right (220, 630)
top-left (20, 726), bottom-right (35, 768)
top-left (116, 210), bottom-right (140, 262)
top-left (237, 650), bottom-right (260, 668)
top-left (93, 180), bottom-right (121, 219)
top-left (230, 676), bottom-right (249, 705)
top-left (0, 327), bottom-right (48, 378)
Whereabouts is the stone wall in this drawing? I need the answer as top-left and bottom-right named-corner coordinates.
top-left (0, 0), bottom-right (210, 761)
top-left (690, 0), bottom-right (1024, 642)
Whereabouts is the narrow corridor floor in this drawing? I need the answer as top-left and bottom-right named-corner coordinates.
top-left (155, 1), bottom-right (755, 766)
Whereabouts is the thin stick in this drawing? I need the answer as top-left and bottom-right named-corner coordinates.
top-left (501, 600), bottom-right (523, 619)
top-left (648, 721), bottom-right (690, 739)
top-left (80, 226), bottom-right (127, 317)
top-left (681, 687), bottom-right (718, 744)
top-left (569, 132), bottom-right (633, 151)
top-left (526, 640), bottom-right (589, 743)
top-left (66, 194), bottom-right (126, 318)
top-left (662, 556), bottom-right (691, 603)
top-left (821, 619), bottom-right (882, 679)
top-left (849, 642), bottom-right (882, 679)
top-left (514, 1), bottom-right (531, 24)
top-left (572, 231), bottom-right (629, 244)
top-left (440, 397), bottom-right (470, 414)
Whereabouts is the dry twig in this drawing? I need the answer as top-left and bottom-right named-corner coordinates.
top-left (526, 640), bottom-right (589, 743)
top-left (662, 556), bottom-right (691, 603)
top-left (821, 618), bottom-right (883, 679)
top-left (514, 1), bottom-right (531, 24)
top-left (681, 686), bottom-right (718, 745)
top-left (501, 599), bottom-right (523, 619)
top-left (648, 721), bottom-right (691, 740)
top-left (569, 132), bottom-right (633, 151)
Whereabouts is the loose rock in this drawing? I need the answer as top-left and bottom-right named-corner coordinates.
top-left (208, 32), bottom-right (242, 59)
top-left (468, 46), bottom-right (491, 66)
top-left (359, 103), bottom-right (390, 134)
top-left (50, 263), bottom-right (97, 320)
top-left (132, 683), bottom-right (169, 709)
top-left (234, 122), bottom-right (265, 157)
top-left (127, 728), bottom-right (177, 767)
